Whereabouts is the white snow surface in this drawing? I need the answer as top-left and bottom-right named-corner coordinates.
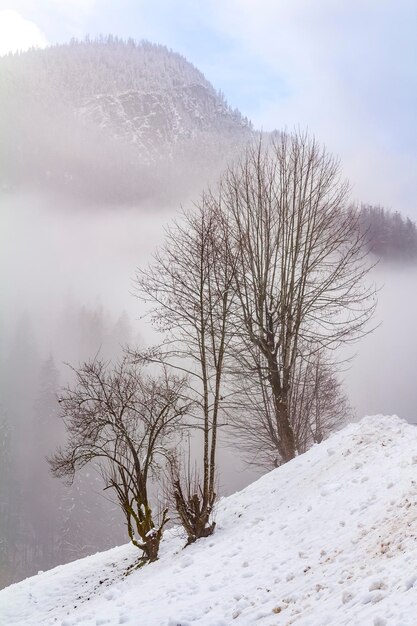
top-left (2, 415), bottom-right (417, 626)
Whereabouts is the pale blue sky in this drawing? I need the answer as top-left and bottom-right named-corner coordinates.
top-left (1, 0), bottom-right (416, 215)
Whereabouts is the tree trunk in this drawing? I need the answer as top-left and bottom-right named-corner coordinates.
top-left (266, 352), bottom-right (296, 463)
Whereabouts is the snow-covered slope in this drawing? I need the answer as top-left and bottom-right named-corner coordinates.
top-left (79, 84), bottom-right (248, 163)
top-left (2, 415), bottom-right (417, 626)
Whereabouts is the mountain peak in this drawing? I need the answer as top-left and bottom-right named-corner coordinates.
top-left (0, 37), bottom-right (253, 204)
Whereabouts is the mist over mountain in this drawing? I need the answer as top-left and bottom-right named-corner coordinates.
top-left (0, 37), bottom-right (252, 204)
top-left (1, 36), bottom-right (417, 593)
top-left (0, 38), bottom-right (256, 589)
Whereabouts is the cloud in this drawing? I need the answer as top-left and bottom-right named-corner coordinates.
top-left (0, 10), bottom-right (48, 55)
top-left (0, 1), bottom-right (107, 42)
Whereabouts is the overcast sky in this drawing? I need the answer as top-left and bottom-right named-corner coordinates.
top-left (1, 0), bottom-right (416, 216)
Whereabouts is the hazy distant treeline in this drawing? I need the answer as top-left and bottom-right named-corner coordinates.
top-left (358, 204), bottom-right (417, 263)
top-left (0, 303), bottom-right (137, 588)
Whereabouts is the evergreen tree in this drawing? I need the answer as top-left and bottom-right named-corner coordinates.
top-left (0, 317), bottom-right (40, 585)
top-left (0, 411), bottom-right (11, 588)
top-left (359, 204), bottom-right (417, 263)
top-left (27, 356), bottom-right (64, 572)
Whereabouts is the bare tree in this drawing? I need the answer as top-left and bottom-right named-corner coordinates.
top-left (135, 196), bottom-right (235, 544)
top-left (219, 131), bottom-right (375, 464)
top-left (228, 348), bottom-right (351, 469)
top-left (135, 130), bottom-right (375, 502)
top-left (289, 352), bottom-right (351, 452)
top-left (49, 356), bottom-right (189, 565)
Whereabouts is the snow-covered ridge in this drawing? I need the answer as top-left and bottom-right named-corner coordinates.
top-left (2, 415), bottom-right (417, 626)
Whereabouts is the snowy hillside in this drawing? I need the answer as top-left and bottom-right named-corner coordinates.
top-left (2, 415), bottom-right (417, 626)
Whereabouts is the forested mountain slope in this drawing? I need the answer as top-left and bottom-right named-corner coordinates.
top-left (358, 204), bottom-right (417, 263)
top-left (0, 37), bottom-right (252, 203)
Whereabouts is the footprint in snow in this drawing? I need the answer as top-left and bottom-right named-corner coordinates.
top-left (320, 483), bottom-right (342, 496)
